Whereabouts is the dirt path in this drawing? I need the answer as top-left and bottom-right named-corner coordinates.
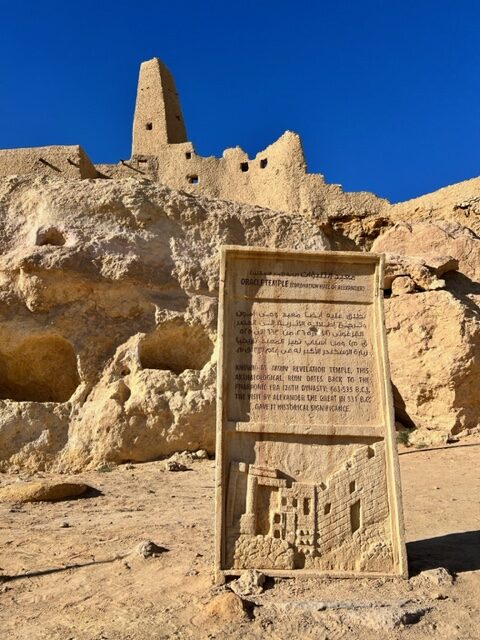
top-left (0, 445), bottom-right (479, 639)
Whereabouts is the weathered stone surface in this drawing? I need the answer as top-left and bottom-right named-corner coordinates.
top-left (202, 592), bottom-right (249, 623)
top-left (390, 178), bottom-right (480, 237)
top-left (0, 146), bottom-right (98, 180)
top-left (372, 221), bottom-right (480, 443)
top-left (216, 248), bottom-right (406, 579)
top-left (385, 291), bottom-right (480, 444)
top-left (0, 481), bottom-right (89, 502)
top-left (372, 220), bottom-right (480, 282)
top-left (229, 570), bottom-right (265, 597)
top-left (0, 170), bottom-right (479, 470)
top-left (96, 57), bottom-right (390, 241)
top-left (134, 540), bottom-right (168, 558)
top-left (0, 174), bottom-right (329, 472)
top-left (381, 253), bottom-right (459, 294)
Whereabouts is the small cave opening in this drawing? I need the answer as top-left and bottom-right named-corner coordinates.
top-left (0, 334), bottom-right (80, 402)
top-left (139, 320), bottom-right (213, 375)
top-left (35, 226), bottom-right (66, 247)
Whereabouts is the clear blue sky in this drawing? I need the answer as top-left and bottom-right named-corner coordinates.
top-left (1, 1), bottom-right (479, 203)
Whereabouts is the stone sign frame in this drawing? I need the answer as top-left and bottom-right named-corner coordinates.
top-left (215, 246), bottom-right (407, 582)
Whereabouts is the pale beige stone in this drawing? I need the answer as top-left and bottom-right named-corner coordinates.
top-left (202, 592), bottom-right (249, 623)
top-left (0, 59), bottom-right (479, 473)
top-left (215, 247), bottom-right (406, 579)
top-left (391, 275), bottom-right (416, 297)
top-left (372, 220), bottom-right (480, 282)
top-left (382, 253), bottom-right (458, 294)
top-left (390, 178), bottom-right (480, 237)
top-left (96, 58), bottom-right (390, 240)
top-left (0, 481), bottom-right (89, 502)
top-left (0, 174), bottom-right (329, 472)
top-left (372, 221), bottom-right (480, 443)
top-left (0, 146), bottom-right (97, 179)
top-left (385, 290), bottom-right (480, 444)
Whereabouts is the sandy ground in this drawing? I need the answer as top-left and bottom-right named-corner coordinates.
top-left (0, 444), bottom-right (479, 640)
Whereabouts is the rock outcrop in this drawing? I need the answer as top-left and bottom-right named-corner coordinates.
top-left (372, 221), bottom-right (480, 444)
top-left (0, 175), bottom-right (329, 471)
top-left (0, 173), bottom-right (479, 471)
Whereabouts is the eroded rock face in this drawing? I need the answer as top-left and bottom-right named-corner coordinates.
top-left (0, 175), bottom-right (329, 471)
top-left (386, 291), bottom-right (480, 444)
top-left (372, 220), bottom-right (480, 282)
top-left (372, 221), bottom-right (480, 443)
top-left (1, 176), bottom-right (479, 470)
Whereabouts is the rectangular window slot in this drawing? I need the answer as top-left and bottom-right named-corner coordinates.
top-left (240, 162), bottom-right (249, 172)
top-left (349, 480), bottom-right (356, 494)
top-left (185, 152), bottom-right (192, 159)
top-left (260, 158), bottom-right (268, 168)
top-left (350, 500), bottom-right (361, 533)
top-left (145, 122), bottom-right (153, 130)
top-left (187, 175), bottom-right (199, 185)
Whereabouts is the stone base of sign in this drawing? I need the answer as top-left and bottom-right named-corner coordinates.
top-left (215, 247), bottom-right (407, 581)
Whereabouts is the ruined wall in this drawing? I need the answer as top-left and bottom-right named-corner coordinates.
top-left (132, 58), bottom-right (188, 155)
top-left (97, 57), bottom-right (390, 236)
top-left (0, 58), bottom-right (390, 248)
top-left (0, 146), bottom-right (98, 179)
top-left (319, 441), bottom-right (389, 555)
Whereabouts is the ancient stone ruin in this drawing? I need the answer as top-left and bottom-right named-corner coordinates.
top-left (0, 57), bottom-right (479, 474)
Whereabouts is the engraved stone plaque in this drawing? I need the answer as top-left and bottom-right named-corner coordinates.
top-left (215, 247), bottom-right (407, 580)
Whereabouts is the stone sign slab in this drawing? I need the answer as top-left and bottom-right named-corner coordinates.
top-left (215, 246), bottom-right (407, 581)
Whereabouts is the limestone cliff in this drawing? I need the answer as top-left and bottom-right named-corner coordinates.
top-left (0, 173), bottom-right (479, 471)
top-left (0, 175), bottom-right (329, 471)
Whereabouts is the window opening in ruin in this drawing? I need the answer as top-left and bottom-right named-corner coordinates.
top-left (324, 503), bottom-right (331, 515)
top-left (273, 530), bottom-right (281, 539)
top-left (292, 498), bottom-right (298, 508)
top-left (145, 122), bottom-right (153, 130)
top-left (367, 446), bottom-right (375, 459)
top-left (303, 498), bottom-right (310, 515)
top-left (281, 497), bottom-right (287, 506)
top-left (273, 513), bottom-right (281, 524)
top-left (350, 500), bottom-right (361, 533)
top-left (349, 480), bottom-right (356, 494)
top-left (185, 152), bottom-right (192, 159)
top-left (240, 162), bottom-right (249, 172)
top-left (187, 175), bottom-right (199, 184)
top-left (260, 158), bottom-right (268, 168)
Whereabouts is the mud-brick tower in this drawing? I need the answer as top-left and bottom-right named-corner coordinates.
top-left (132, 58), bottom-right (188, 157)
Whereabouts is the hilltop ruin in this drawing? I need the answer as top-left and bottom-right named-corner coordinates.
top-left (0, 58), bottom-right (479, 473)
top-left (0, 58), bottom-right (388, 245)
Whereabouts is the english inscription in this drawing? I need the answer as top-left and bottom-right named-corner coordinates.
top-left (216, 247), bottom-right (407, 581)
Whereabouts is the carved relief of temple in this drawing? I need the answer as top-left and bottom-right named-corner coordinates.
top-left (226, 441), bottom-right (394, 573)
